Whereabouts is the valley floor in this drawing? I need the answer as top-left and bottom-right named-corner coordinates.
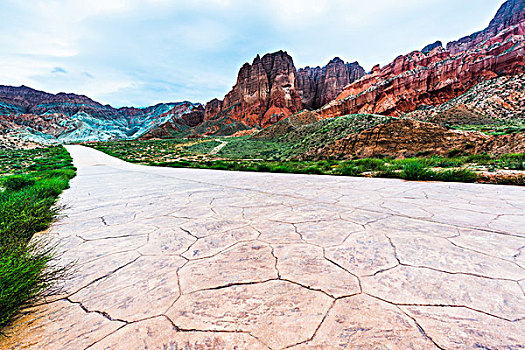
top-left (2, 145), bottom-right (524, 349)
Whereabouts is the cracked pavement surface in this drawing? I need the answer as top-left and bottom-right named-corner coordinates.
top-left (1, 145), bottom-right (524, 349)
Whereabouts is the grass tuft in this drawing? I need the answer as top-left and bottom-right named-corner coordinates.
top-left (0, 146), bottom-right (75, 330)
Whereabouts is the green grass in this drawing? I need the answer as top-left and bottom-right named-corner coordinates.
top-left (87, 137), bottom-right (525, 186)
top-left (0, 146), bottom-right (75, 329)
top-left (216, 137), bottom-right (290, 160)
top-left (85, 113), bottom-right (525, 187)
top-left (450, 122), bottom-right (525, 135)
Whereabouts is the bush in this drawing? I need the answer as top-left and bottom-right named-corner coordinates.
top-left (3, 175), bottom-right (35, 191)
top-left (354, 158), bottom-right (387, 171)
top-left (271, 165), bottom-right (292, 173)
top-left (375, 167), bottom-right (398, 178)
top-left (401, 162), bottom-right (436, 181)
top-left (0, 146), bottom-right (75, 329)
top-left (435, 168), bottom-right (478, 183)
top-left (301, 166), bottom-right (324, 175)
top-left (337, 164), bottom-right (361, 176)
top-left (0, 240), bottom-right (69, 328)
top-left (256, 164), bottom-right (272, 172)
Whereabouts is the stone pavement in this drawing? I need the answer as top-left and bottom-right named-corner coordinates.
top-left (1, 145), bottom-right (524, 349)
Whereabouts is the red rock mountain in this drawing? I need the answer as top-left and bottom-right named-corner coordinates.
top-left (216, 51), bottom-right (303, 128)
top-left (2, 0), bottom-right (525, 145)
top-left (319, 0), bottom-right (525, 119)
top-left (447, 0), bottom-right (525, 53)
top-left (297, 58), bottom-right (365, 110)
top-left (204, 52), bottom-right (365, 128)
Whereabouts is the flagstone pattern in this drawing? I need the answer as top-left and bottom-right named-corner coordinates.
top-left (1, 145), bottom-right (524, 349)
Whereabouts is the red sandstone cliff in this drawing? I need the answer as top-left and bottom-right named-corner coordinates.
top-left (204, 52), bottom-right (365, 128)
top-left (296, 58), bottom-right (365, 109)
top-left (204, 51), bottom-right (303, 128)
top-left (319, 0), bottom-right (525, 119)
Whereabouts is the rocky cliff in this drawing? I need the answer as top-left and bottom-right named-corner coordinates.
top-left (204, 52), bottom-right (365, 128)
top-left (319, 0), bottom-right (525, 119)
top-left (205, 51), bottom-right (303, 128)
top-left (447, 0), bottom-right (525, 54)
top-left (296, 58), bottom-right (365, 109)
top-left (406, 72), bottom-right (525, 125)
top-left (302, 119), bottom-right (524, 160)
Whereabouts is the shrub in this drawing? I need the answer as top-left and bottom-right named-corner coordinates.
top-left (435, 168), bottom-right (478, 183)
top-left (3, 175), bottom-right (35, 191)
top-left (0, 240), bottom-right (69, 328)
top-left (354, 158), bottom-right (387, 171)
top-left (435, 159), bottom-right (464, 168)
top-left (375, 167), bottom-right (398, 178)
top-left (401, 162), bottom-right (436, 181)
top-left (256, 164), bottom-right (272, 172)
top-left (271, 165), bottom-right (292, 173)
top-left (0, 146), bottom-right (74, 329)
top-left (337, 164), bottom-right (361, 176)
top-left (301, 166), bottom-right (324, 175)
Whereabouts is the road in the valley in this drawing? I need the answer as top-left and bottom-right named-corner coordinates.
top-left (2, 145), bottom-right (524, 349)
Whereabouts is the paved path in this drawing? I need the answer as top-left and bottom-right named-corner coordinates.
top-left (2, 145), bottom-right (525, 349)
top-left (209, 139), bottom-right (228, 155)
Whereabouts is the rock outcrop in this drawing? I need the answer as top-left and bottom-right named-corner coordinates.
top-left (447, 0), bottom-right (525, 54)
top-left (303, 119), bottom-right (524, 159)
top-left (204, 98), bottom-right (223, 121)
top-left (204, 53), bottom-right (365, 128)
top-left (205, 51), bottom-right (303, 128)
top-left (296, 58), bottom-right (365, 109)
top-left (421, 41), bottom-right (442, 54)
top-left (319, 0), bottom-right (525, 119)
top-left (406, 72), bottom-right (525, 125)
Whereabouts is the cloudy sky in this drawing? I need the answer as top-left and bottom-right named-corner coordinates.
top-left (0, 0), bottom-right (506, 107)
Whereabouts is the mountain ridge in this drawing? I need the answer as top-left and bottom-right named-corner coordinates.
top-left (1, 0), bottom-right (524, 148)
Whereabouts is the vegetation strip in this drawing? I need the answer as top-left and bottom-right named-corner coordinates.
top-left (88, 139), bottom-right (525, 186)
top-left (0, 146), bottom-right (76, 329)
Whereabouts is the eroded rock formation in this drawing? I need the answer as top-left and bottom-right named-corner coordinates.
top-left (204, 51), bottom-right (303, 128)
top-left (204, 53), bottom-right (365, 128)
top-left (302, 119), bottom-right (525, 159)
top-left (447, 0), bottom-right (525, 54)
top-left (296, 58), bottom-right (365, 109)
top-left (319, 0), bottom-right (525, 119)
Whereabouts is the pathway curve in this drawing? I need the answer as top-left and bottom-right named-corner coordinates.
top-left (2, 145), bottom-right (524, 349)
top-left (209, 139), bottom-right (228, 155)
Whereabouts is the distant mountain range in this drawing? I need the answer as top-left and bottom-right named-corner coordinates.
top-left (1, 0), bottom-right (524, 149)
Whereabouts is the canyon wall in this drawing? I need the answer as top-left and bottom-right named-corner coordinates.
top-left (319, 0), bottom-right (525, 119)
top-left (203, 52), bottom-right (365, 128)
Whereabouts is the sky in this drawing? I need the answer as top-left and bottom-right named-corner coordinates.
top-left (0, 0), bottom-right (507, 107)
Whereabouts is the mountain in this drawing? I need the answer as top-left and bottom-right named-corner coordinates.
top-left (319, 0), bottom-right (525, 119)
top-left (203, 51), bottom-right (303, 128)
top-left (447, 0), bottom-right (524, 53)
top-left (202, 52), bottom-right (365, 128)
top-left (0, 85), bottom-right (204, 146)
top-left (297, 58), bottom-right (365, 109)
top-left (1, 0), bottom-right (525, 148)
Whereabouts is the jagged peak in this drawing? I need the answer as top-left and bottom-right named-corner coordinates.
top-left (328, 57), bottom-right (345, 64)
top-left (489, 0), bottom-right (525, 29)
top-left (422, 40), bottom-right (443, 54)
